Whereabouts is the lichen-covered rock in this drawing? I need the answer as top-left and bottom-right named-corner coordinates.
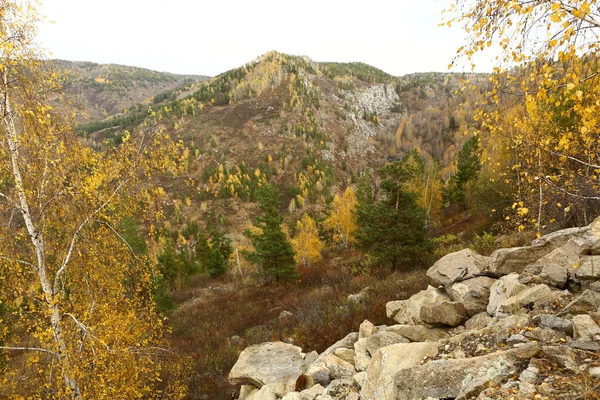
top-left (385, 324), bottom-right (449, 342)
top-left (386, 285), bottom-right (450, 325)
top-left (229, 342), bottom-right (308, 397)
top-left (420, 301), bottom-right (469, 327)
top-left (426, 248), bottom-right (490, 287)
top-left (447, 276), bottom-right (496, 317)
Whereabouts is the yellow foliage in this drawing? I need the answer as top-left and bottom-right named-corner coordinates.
top-left (291, 214), bottom-right (324, 267)
top-left (324, 187), bottom-right (357, 249)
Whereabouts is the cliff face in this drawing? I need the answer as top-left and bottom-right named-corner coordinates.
top-left (229, 219), bottom-right (600, 399)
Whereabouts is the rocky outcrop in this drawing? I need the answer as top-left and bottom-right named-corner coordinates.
top-left (229, 219), bottom-right (600, 400)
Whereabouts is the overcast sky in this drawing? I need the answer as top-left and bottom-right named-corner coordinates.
top-left (38, 0), bottom-right (495, 77)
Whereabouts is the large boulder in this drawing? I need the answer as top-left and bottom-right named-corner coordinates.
top-left (385, 324), bottom-right (449, 342)
top-left (386, 286), bottom-right (450, 325)
top-left (316, 332), bottom-right (359, 361)
top-left (561, 289), bottom-right (600, 315)
top-left (426, 249), bottom-right (490, 287)
top-left (362, 344), bottom-right (540, 400)
top-left (253, 386), bottom-right (278, 400)
top-left (447, 276), bottom-right (496, 317)
top-left (420, 301), bottom-right (468, 327)
top-left (365, 331), bottom-right (409, 356)
top-left (572, 256), bottom-right (600, 281)
top-left (353, 339), bottom-right (370, 372)
top-left (361, 342), bottom-right (439, 400)
top-left (494, 284), bottom-right (561, 316)
top-left (324, 354), bottom-right (355, 380)
top-left (489, 246), bottom-right (554, 276)
top-left (572, 314), bottom-right (600, 341)
top-left (487, 274), bottom-right (527, 317)
top-left (535, 314), bottom-right (574, 336)
top-left (229, 342), bottom-right (308, 397)
top-left (358, 320), bottom-right (378, 339)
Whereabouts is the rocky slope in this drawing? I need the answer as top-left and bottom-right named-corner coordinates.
top-left (228, 219), bottom-right (600, 399)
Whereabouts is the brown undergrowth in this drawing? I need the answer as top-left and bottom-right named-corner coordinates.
top-left (164, 252), bottom-right (429, 400)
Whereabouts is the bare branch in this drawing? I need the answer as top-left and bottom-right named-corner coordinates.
top-left (0, 255), bottom-right (35, 268)
top-left (0, 346), bottom-right (58, 356)
top-left (93, 219), bottom-right (139, 260)
top-left (540, 147), bottom-right (600, 170)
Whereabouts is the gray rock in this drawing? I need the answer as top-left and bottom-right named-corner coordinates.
top-left (304, 362), bottom-right (330, 388)
top-left (465, 312), bottom-right (493, 330)
top-left (535, 314), bottom-right (574, 336)
top-left (363, 344), bottom-right (540, 400)
top-left (352, 371), bottom-right (367, 389)
top-left (574, 256), bottom-right (600, 280)
top-left (420, 301), bottom-right (469, 327)
top-left (281, 393), bottom-right (304, 400)
top-left (361, 342), bottom-right (439, 400)
top-left (588, 366), bottom-right (600, 379)
top-left (487, 274), bottom-right (527, 317)
top-left (365, 331), bottom-right (409, 356)
top-left (447, 276), bottom-right (496, 317)
top-left (315, 396), bottom-right (333, 400)
top-left (590, 281), bottom-right (600, 292)
top-left (352, 338), bottom-right (370, 372)
top-left (301, 384), bottom-right (325, 399)
top-left (542, 345), bottom-right (579, 371)
top-left (386, 285), bottom-right (450, 325)
top-left (229, 342), bottom-right (308, 397)
top-left (332, 348), bottom-right (355, 366)
top-left (279, 310), bottom-right (294, 320)
top-left (573, 314), bottom-right (600, 341)
top-left (494, 284), bottom-right (560, 316)
top-left (253, 385), bottom-right (277, 400)
top-left (317, 332), bottom-right (359, 361)
top-left (385, 324), bottom-right (449, 342)
top-left (324, 354), bottom-right (355, 380)
top-left (426, 248), bottom-right (490, 287)
top-left (561, 290), bottom-right (600, 315)
top-left (506, 334), bottom-right (529, 345)
top-left (489, 246), bottom-right (555, 276)
top-left (358, 320), bottom-right (378, 339)
top-left (347, 287), bottom-right (370, 304)
top-left (519, 364), bottom-right (540, 383)
top-left (568, 340), bottom-right (600, 351)
top-left (520, 240), bottom-right (580, 287)
top-left (524, 326), bottom-right (567, 343)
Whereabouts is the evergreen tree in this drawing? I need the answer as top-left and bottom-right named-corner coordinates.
top-left (355, 162), bottom-right (432, 269)
top-left (243, 184), bottom-right (298, 283)
top-left (444, 135), bottom-right (482, 208)
top-left (206, 246), bottom-right (227, 277)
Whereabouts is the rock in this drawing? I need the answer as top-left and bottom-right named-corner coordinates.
top-left (447, 276), bottom-right (496, 317)
top-left (465, 312), bottom-right (493, 330)
top-left (519, 364), bottom-right (540, 383)
top-left (590, 281), bottom-right (600, 292)
top-left (386, 285), bottom-right (450, 325)
top-left (304, 351), bottom-right (318, 366)
top-left (489, 245), bottom-right (555, 276)
top-left (240, 385), bottom-right (259, 400)
top-left (281, 393), bottom-right (304, 400)
top-left (364, 344), bottom-right (539, 400)
top-left (229, 342), bottom-right (307, 397)
top-left (347, 287), bottom-right (370, 304)
top-left (358, 320), bottom-right (378, 339)
top-left (534, 219), bottom-right (600, 254)
top-left (542, 346), bottom-right (578, 371)
top-left (494, 284), bottom-right (560, 316)
top-left (304, 362), bottom-right (330, 388)
top-left (520, 241), bottom-right (580, 287)
top-left (332, 348), bottom-right (355, 366)
top-left (317, 332), bottom-right (359, 361)
top-left (426, 249), bottom-right (490, 287)
top-left (352, 371), bottom-right (367, 389)
top-left (588, 366), bottom-right (600, 379)
top-left (324, 354), bottom-right (355, 380)
top-left (420, 301), bottom-right (469, 327)
top-left (279, 310), bottom-right (294, 320)
top-left (506, 334), bottom-right (529, 345)
top-left (487, 274), bottom-right (527, 316)
top-left (325, 379), bottom-right (359, 399)
top-left (524, 326), bottom-right (567, 343)
top-left (568, 340), bottom-right (600, 351)
top-left (253, 385), bottom-right (277, 400)
top-left (385, 324), bottom-right (449, 341)
top-left (574, 256), bottom-right (600, 280)
top-left (365, 331), bottom-right (409, 355)
top-left (352, 338), bottom-right (370, 372)
top-left (361, 342), bottom-right (439, 400)
top-left (561, 290), bottom-right (600, 315)
top-left (535, 314), bottom-right (574, 336)
top-left (315, 396), bottom-right (333, 400)
top-left (301, 384), bottom-right (325, 399)
top-left (572, 314), bottom-right (600, 341)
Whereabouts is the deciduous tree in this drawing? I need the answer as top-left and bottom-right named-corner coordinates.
top-left (324, 187), bottom-right (357, 249)
top-left (291, 214), bottom-right (324, 267)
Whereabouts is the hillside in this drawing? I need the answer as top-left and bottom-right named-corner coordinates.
top-left (52, 60), bottom-right (208, 123)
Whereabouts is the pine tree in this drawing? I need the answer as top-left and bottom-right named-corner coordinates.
top-left (355, 162), bottom-right (432, 269)
top-left (243, 184), bottom-right (298, 283)
top-left (444, 136), bottom-right (481, 208)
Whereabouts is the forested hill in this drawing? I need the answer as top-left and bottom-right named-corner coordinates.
top-left (51, 59), bottom-right (208, 123)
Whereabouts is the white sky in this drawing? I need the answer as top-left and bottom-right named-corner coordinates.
top-left (38, 0), bottom-right (496, 77)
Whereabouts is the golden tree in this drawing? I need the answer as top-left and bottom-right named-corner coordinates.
top-left (0, 2), bottom-right (182, 398)
top-left (324, 187), bottom-right (357, 249)
top-left (291, 214), bottom-right (324, 267)
top-left (447, 0), bottom-right (600, 230)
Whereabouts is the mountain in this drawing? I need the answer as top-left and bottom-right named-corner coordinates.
top-left (52, 60), bottom-right (208, 123)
